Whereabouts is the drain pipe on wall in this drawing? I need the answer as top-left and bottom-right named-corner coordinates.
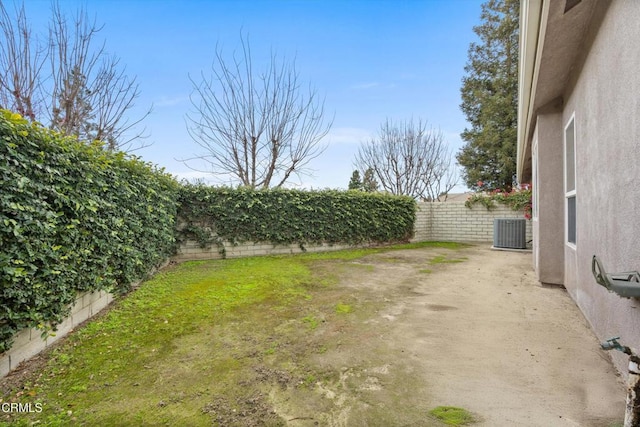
top-left (601, 337), bottom-right (640, 426)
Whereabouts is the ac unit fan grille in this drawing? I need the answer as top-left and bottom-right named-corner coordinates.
top-left (493, 219), bottom-right (526, 249)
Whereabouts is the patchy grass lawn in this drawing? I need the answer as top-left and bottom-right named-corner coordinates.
top-left (0, 241), bottom-right (468, 426)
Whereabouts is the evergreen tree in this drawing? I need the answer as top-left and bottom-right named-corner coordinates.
top-left (361, 168), bottom-right (379, 193)
top-left (457, 0), bottom-right (519, 190)
top-left (348, 170), bottom-right (362, 190)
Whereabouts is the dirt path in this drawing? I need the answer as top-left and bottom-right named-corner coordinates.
top-left (284, 245), bottom-right (625, 426)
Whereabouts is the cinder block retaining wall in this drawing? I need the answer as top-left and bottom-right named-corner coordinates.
top-left (0, 290), bottom-right (114, 378)
top-left (175, 201), bottom-right (531, 262)
top-left (174, 241), bottom-right (356, 262)
top-left (0, 259), bottom-right (169, 379)
top-left (414, 201), bottom-right (532, 244)
top-left (2, 200), bottom-right (530, 378)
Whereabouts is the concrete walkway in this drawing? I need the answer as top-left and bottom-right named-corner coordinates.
top-left (379, 245), bottom-right (626, 426)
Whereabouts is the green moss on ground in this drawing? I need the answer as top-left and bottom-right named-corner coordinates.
top-left (0, 241), bottom-right (468, 426)
top-left (429, 406), bottom-right (477, 425)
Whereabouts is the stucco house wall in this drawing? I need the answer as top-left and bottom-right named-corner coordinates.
top-left (561, 0), bottom-right (640, 372)
top-left (519, 0), bottom-right (640, 375)
top-left (531, 110), bottom-right (564, 285)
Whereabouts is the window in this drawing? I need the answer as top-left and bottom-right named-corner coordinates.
top-left (564, 116), bottom-right (576, 245)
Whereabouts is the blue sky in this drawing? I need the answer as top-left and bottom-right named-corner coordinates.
top-left (22, 0), bottom-right (483, 191)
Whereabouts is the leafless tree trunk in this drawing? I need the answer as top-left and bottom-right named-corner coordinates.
top-left (186, 36), bottom-right (332, 189)
top-left (355, 118), bottom-right (457, 201)
top-left (0, 1), bottom-right (149, 151)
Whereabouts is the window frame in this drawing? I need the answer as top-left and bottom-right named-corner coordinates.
top-left (564, 114), bottom-right (576, 248)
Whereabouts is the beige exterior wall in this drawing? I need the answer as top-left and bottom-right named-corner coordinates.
top-left (555, 0), bottom-right (640, 373)
top-left (532, 111), bottom-right (564, 285)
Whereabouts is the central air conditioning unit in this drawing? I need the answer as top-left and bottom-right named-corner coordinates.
top-left (493, 218), bottom-right (526, 249)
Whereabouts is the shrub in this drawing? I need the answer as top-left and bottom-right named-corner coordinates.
top-left (176, 184), bottom-right (416, 253)
top-left (465, 185), bottom-right (532, 219)
top-left (0, 110), bottom-right (179, 352)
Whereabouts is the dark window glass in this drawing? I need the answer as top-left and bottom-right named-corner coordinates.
top-left (567, 195), bottom-right (576, 244)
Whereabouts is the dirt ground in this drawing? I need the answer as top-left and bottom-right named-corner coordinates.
top-left (1, 244), bottom-right (627, 426)
top-left (279, 245), bottom-right (626, 426)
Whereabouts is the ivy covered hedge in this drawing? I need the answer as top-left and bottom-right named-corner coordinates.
top-left (177, 184), bottom-right (416, 252)
top-left (0, 110), bottom-right (179, 352)
top-left (0, 109), bottom-right (417, 354)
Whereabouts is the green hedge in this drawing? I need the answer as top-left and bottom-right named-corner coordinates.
top-left (0, 110), bottom-right (179, 352)
top-left (177, 184), bottom-right (416, 253)
top-left (0, 108), bottom-right (416, 354)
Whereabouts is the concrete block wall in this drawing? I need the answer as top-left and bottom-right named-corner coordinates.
top-left (0, 259), bottom-right (169, 379)
top-left (413, 204), bottom-right (431, 241)
top-left (0, 290), bottom-right (114, 378)
top-left (174, 240), bottom-right (356, 262)
top-left (2, 202), bottom-right (529, 378)
top-left (176, 201), bottom-right (532, 262)
top-left (175, 201), bottom-right (532, 262)
top-left (414, 201), bottom-right (533, 244)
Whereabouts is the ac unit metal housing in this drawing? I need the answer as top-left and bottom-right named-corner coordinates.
top-left (493, 218), bottom-right (527, 249)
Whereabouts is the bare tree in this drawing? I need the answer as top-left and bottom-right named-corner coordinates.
top-left (48, 4), bottom-right (149, 151)
top-left (186, 36), bottom-right (332, 189)
top-left (355, 119), bottom-right (457, 201)
top-left (0, 1), bottom-right (149, 151)
top-left (0, 2), bottom-right (47, 120)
